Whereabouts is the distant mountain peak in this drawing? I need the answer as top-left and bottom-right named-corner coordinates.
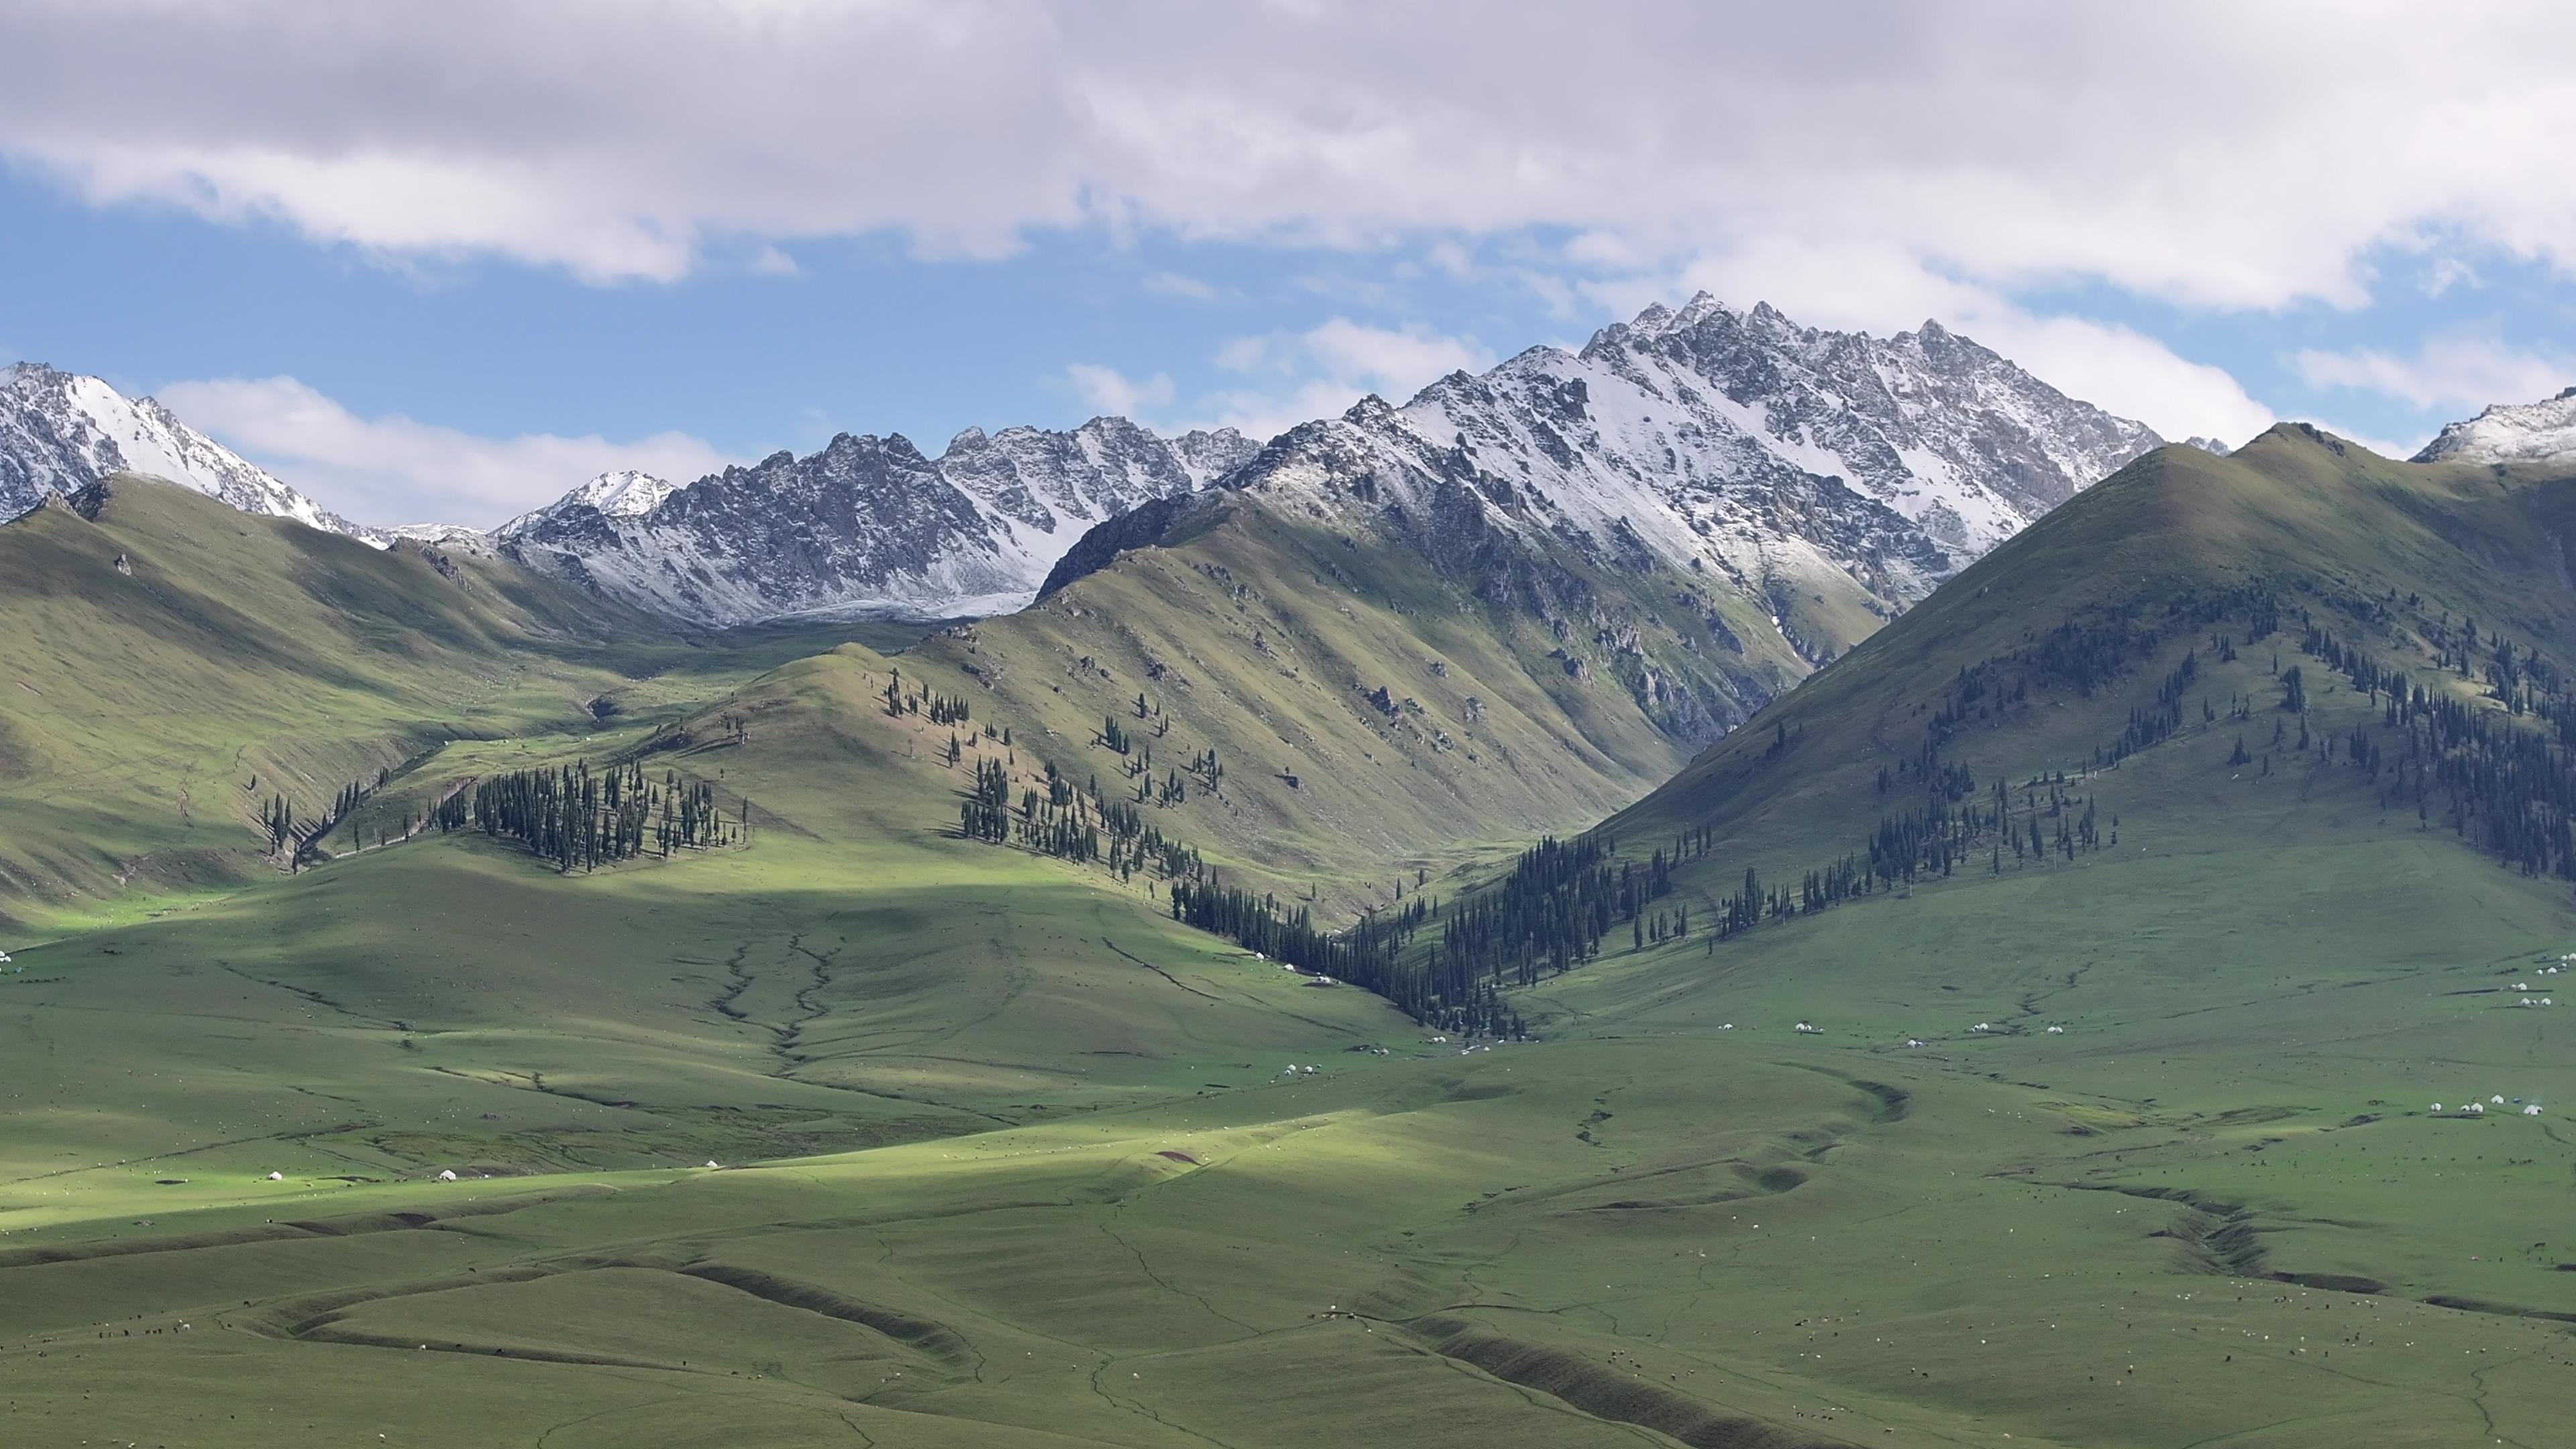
top-left (569, 469), bottom-right (680, 518)
top-left (496, 414), bottom-right (1262, 624)
top-left (0, 362), bottom-right (379, 543)
top-left (1188, 294), bottom-right (2162, 659)
top-left (2414, 388), bottom-right (2576, 466)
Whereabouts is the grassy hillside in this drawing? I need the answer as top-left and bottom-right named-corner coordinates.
top-left (1616, 425), bottom-right (2576, 865)
top-left (13, 435), bottom-right (2576, 1445)
top-left (0, 474), bottom-right (910, 927)
top-left (883, 484), bottom-right (1825, 912)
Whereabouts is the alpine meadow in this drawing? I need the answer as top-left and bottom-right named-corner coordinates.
top-left (7, 9), bottom-right (2576, 1447)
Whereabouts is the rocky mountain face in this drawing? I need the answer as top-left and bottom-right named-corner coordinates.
top-left (511, 296), bottom-right (2163, 628)
top-left (1052, 296), bottom-right (2164, 672)
top-left (2414, 386), bottom-right (2576, 466)
top-left (494, 417), bottom-right (1257, 623)
top-left (0, 362), bottom-right (378, 542)
top-left (6, 299), bottom-right (2168, 636)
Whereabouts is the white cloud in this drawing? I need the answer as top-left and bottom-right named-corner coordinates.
top-left (1061, 363), bottom-right (1175, 415)
top-left (2290, 337), bottom-right (2576, 414)
top-left (1141, 270), bottom-right (1218, 301)
top-left (2424, 256), bottom-right (2480, 298)
top-left (1192, 379), bottom-right (1385, 444)
top-left (1299, 319), bottom-right (1487, 393)
top-left (1186, 317), bottom-right (1491, 439)
top-left (1642, 240), bottom-right (2277, 445)
top-left (6, 1), bottom-right (2575, 315)
top-left (2313, 422), bottom-right (2427, 462)
top-left (154, 375), bottom-right (738, 527)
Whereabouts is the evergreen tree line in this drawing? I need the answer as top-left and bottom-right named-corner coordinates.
top-left (467, 759), bottom-right (740, 871)
top-left (2100, 647), bottom-right (2200, 767)
top-left (959, 755), bottom-right (1201, 879)
top-left (1923, 586), bottom-right (2281, 757)
top-left (1429, 834), bottom-right (1625, 992)
top-left (1167, 875), bottom-right (1505, 1032)
top-left (2294, 625), bottom-right (2576, 881)
top-left (260, 768), bottom-right (388, 869)
top-left (882, 666), bottom-right (972, 726)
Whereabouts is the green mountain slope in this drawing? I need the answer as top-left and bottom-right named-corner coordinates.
top-left (0, 474), bottom-right (902, 926)
top-left (1609, 425), bottom-right (2576, 888)
top-left (883, 478), bottom-right (1825, 910)
top-left (15, 433), bottom-right (2576, 1447)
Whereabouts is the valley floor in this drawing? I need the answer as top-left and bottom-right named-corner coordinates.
top-left (6, 821), bottom-right (2576, 1448)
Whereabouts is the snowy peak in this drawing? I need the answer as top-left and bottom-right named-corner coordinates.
top-left (496, 417), bottom-right (1258, 625)
top-left (502, 298), bottom-right (2157, 628)
top-left (0, 362), bottom-right (378, 543)
top-left (1142, 297), bottom-right (2163, 675)
top-left (1403, 295), bottom-right (2159, 561)
top-left (568, 469), bottom-right (681, 518)
top-left (2414, 386), bottom-right (2576, 466)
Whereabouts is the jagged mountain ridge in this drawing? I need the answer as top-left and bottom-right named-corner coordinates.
top-left (1042, 297), bottom-right (2163, 672)
top-left (1385, 296), bottom-right (2162, 605)
top-left (2414, 385), bottom-right (2576, 466)
top-left (4, 299), bottom-right (2169, 631)
top-left (508, 296), bottom-right (2167, 627)
top-left (0, 363), bottom-right (379, 543)
top-left (494, 417), bottom-right (1258, 623)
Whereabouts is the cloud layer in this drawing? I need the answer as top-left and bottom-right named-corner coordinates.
top-left (2292, 336), bottom-right (2576, 415)
top-left (19, 3), bottom-right (2576, 505)
top-left (156, 376), bottom-right (737, 526)
top-left (8, 1), bottom-right (2574, 309)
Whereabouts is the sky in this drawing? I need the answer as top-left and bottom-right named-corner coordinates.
top-left (3, 1), bottom-right (2575, 527)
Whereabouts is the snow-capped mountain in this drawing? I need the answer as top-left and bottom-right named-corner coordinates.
top-left (503, 297), bottom-right (2157, 627)
top-left (2414, 386), bottom-right (2576, 466)
top-left (1089, 297), bottom-right (2161, 631)
top-left (0, 362), bottom-right (378, 542)
top-left (555, 469), bottom-right (683, 518)
top-left (496, 417), bottom-right (1257, 623)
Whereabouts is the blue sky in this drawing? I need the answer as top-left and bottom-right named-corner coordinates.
top-left (3, 3), bottom-right (2572, 526)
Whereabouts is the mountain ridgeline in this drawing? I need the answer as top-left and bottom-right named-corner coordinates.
top-left (492, 417), bottom-right (1259, 623)
top-left (494, 294), bottom-right (2164, 633)
top-left (23, 325), bottom-right (2576, 1449)
top-left (0, 300), bottom-right (2274, 945)
top-left (0, 362), bottom-right (376, 541)
top-left (1289, 425), bottom-right (2576, 1027)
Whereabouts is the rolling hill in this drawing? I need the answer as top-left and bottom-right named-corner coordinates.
top-left (0, 474), bottom-right (896, 926)
top-left (11, 425), bottom-right (2576, 1447)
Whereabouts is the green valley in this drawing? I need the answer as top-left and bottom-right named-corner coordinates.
top-left (9, 430), bottom-right (2576, 1448)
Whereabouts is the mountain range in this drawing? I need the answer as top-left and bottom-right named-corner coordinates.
top-left (2, 297), bottom-right (2175, 630)
top-left (0, 362), bottom-right (378, 542)
top-left (18, 307), bottom-right (2576, 1448)
top-left (492, 417), bottom-right (1257, 622)
top-left (492, 295), bottom-right (2169, 625)
top-left (2413, 383), bottom-right (2576, 465)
